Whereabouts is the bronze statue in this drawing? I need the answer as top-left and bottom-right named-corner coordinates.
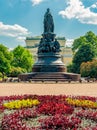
top-left (38, 8), bottom-right (61, 53)
top-left (44, 8), bottom-right (54, 33)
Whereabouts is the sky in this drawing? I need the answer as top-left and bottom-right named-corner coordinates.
top-left (0, 0), bottom-right (97, 48)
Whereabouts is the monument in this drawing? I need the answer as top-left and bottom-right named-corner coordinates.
top-left (19, 9), bottom-right (80, 82)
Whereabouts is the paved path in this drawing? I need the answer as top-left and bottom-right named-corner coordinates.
top-left (0, 82), bottom-right (97, 97)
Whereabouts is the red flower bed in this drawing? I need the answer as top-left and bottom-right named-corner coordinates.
top-left (2, 109), bottom-right (38, 130)
top-left (37, 102), bottom-right (73, 115)
top-left (39, 114), bottom-right (81, 129)
top-left (76, 110), bottom-right (97, 121)
top-left (0, 95), bottom-right (97, 129)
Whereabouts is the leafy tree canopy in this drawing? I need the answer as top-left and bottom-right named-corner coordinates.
top-left (72, 43), bottom-right (95, 73)
top-left (73, 43), bottom-right (95, 65)
top-left (0, 44), bottom-right (13, 79)
top-left (72, 31), bottom-right (97, 56)
top-left (69, 31), bottom-right (97, 74)
top-left (0, 44), bottom-right (13, 61)
top-left (12, 45), bottom-right (34, 72)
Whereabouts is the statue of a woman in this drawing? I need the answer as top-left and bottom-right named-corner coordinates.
top-left (44, 8), bottom-right (54, 33)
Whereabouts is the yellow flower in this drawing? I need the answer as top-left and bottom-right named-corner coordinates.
top-left (3, 99), bottom-right (40, 109)
top-left (31, 99), bottom-right (40, 105)
top-left (65, 98), bottom-right (97, 108)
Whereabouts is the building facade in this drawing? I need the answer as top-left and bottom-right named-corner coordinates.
top-left (25, 36), bottom-right (72, 65)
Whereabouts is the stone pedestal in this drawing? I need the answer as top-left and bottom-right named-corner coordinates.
top-left (32, 53), bottom-right (66, 72)
top-left (19, 51), bottom-right (80, 82)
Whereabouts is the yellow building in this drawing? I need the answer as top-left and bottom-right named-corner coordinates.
top-left (25, 36), bottom-right (72, 65)
top-left (63, 47), bottom-right (73, 65)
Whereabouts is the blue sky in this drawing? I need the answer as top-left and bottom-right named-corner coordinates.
top-left (0, 0), bottom-right (97, 48)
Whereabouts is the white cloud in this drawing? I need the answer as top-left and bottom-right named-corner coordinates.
top-left (91, 4), bottom-right (97, 9)
top-left (31, 0), bottom-right (44, 6)
top-left (65, 39), bottom-right (74, 47)
top-left (0, 22), bottom-right (30, 42)
top-left (59, 0), bottom-right (97, 25)
top-left (91, 2), bottom-right (97, 9)
top-left (17, 36), bottom-right (26, 42)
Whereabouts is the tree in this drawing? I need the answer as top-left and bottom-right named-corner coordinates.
top-left (68, 31), bottom-right (97, 74)
top-left (72, 36), bottom-right (86, 53)
top-left (12, 46), bottom-right (34, 72)
top-left (0, 44), bottom-right (13, 79)
top-left (72, 31), bottom-right (97, 55)
top-left (71, 43), bottom-right (95, 73)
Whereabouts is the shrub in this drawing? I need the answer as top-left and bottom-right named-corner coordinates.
top-left (8, 67), bottom-right (26, 77)
top-left (80, 60), bottom-right (97, 78)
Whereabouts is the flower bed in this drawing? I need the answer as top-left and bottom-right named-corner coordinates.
top-left (0, 95), bottom-right (97, 129)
